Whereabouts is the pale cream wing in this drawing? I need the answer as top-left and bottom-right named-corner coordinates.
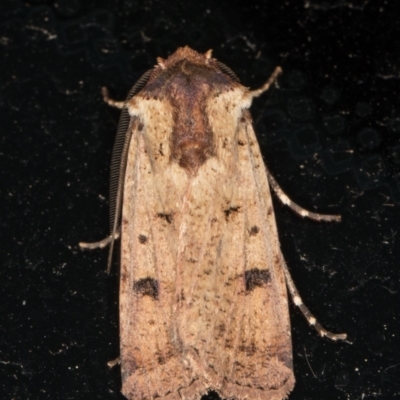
top-left (120, 121), bottom-right (193, 400)
top-left (172, 111), bottom-right (295, 399)
top-left (218, 112), bottom-right (295, 399)
top-left (121, 98), bottom-right (294, 400)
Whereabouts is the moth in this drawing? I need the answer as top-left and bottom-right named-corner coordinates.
top-left (80, 46), bottom-right (347, 400)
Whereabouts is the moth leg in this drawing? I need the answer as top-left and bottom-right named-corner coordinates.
top-left (79, 230), bottom-right (120, 250)
top-left (248, 66), bottom-right (283, 98)
top-left (267, 171), bottom-right (341, 222)
top-left (248, 65), bottom-right (340, 222)
top-left (281, 257), bottom-right (347, 341)
top-left (107, 356), bottom-right (121, 368)
top-left (101, 87), bottom-right (125, 109)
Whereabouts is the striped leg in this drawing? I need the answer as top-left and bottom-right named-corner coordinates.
top-left (267, 171), bottom-right (341, 222)
top-left (79, 230), bottom-right (120, 250)
top-left (281, 257), bottom-right (347, 341)
top-left (101, 87), bottom-right (125, 109)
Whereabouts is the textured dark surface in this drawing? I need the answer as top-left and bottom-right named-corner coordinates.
top-left (1, 0), bottom-right (399, 399)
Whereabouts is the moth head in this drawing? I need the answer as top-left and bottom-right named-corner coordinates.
top-left (146, 46), bottom-right (241, 86)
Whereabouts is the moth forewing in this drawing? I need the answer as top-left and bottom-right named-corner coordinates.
top-left (80, 46), bottom-right (346, 400)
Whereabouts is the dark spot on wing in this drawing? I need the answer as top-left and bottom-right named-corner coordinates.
top-left (239, 342), bottom-right (257, 356)
top-left (245, 268), bottom-right (271, 292)
top-left (217, 323), bottom-right (226, 335)
top-left (157, 213), bottom-right (173, 223)
top-left (249, 225), bottom-right (260, 236)
top-left (138, 234), bottom-right (148, 244)
top-left (224, 206), bottom-right (240, 220)
top-left (155, 349), bottom-right (174, 365)
top-left (133, 278), bottom-right (159, 300)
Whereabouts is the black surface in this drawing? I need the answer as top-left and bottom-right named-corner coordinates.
top-left (1, 0), bottom-right (399, 399)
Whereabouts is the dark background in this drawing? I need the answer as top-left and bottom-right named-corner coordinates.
top-left (1, 0), bottom-right (399, 399)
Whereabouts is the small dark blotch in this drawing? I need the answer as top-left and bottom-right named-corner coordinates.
top-left (217, 323), bottom-right (226, 335)
top-left (138, 234), bottom-right (148, 244)
top-left (159, 143), bottom-right (164, 156)
top-left (224, 206), bottom-right (240, 220)
top-left (240, 116), bottom-right (246, 123)
top-left (245, 268), bottom-right (271, 292)
top-left (157, 213), bottom-right (173, 223)
top-left (267, 207), bottom-right (273, 215)
top-left (233, 360), bottom-right (245, 370)
top-left (155, 348), bottom-right (174, 365)
top-left (157, 355), bottom-right (166, 365)
top-left (133, 277), bottom-right (159, 300)
top-left (176, 290), bottom-right (185, 302)
top-left (224, 275), bottom-right (235, 287)
top-left (239, 343), bottom-right (257, 356)
top-left (155, 349), bottom-right (173, 365)
top-left (138, 122), bottom-right (144, 131)
top-left (238, 140), bottom-right (245, 146)
top-left (249, 226), bottom-right (260, 236)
